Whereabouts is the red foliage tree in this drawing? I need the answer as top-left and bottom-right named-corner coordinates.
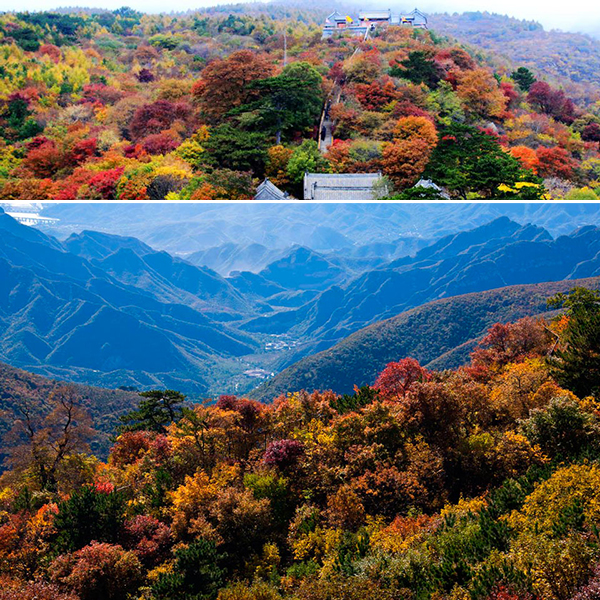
top-left (87, 167), bottom-right (124, 199)
top-left (122, 515), bottom-right (172, 566)
top-left (536, 146), bottom-right (577, 179)
top-left (128, 100), bottom-right (193, 141)
top-left (136, 68), bottom-right (155, 83)
top-left (54, 167), bottom-right (95, 199)
top-left (68, 138), bottom-right (97, 166)
top-left (193, 50), bottom-right (275, 121)
top-left (23, 140), bottom-right (63, 178)
top-left (39, 44), bottom-right (61, 63)
top-left (354, 79), bottom-right (397, 110)
top-left (264, 439), bottom-right (304, 470)
top-left (500, 82), bottom-right (519, 107)
top-left (328, 61), bottom-right (345, 83)
top-left (582, 122), bottom-right (600, 143)
top-left (50, 541), bottom-right (143, 600)
top-left (141, 132), bottom-right (179, 155)
top-left (26, 135), bottom-right (51, 150)
top-left (216, 395), bottom-right (262, 431)
top-left (82, 84), bottom-right (124, 106)
top-left (374, 358), bottom-right (430, 401)
top-left (467, 317), bottom-right (551, 379)
top-left (528, 81), bottom-right (576, 124)
top-left (326, 139), bottom-right (352, 172)
top-left (435, 47), bottom-right (476, 71)
top-left (391, 101), bottom-right (433, 120)
top-left (109, 431), bottom-right (155, 467)
top-left (485, 587), bottom-right (537, 600)
top-left (123, 143), bottom-right (145, 159)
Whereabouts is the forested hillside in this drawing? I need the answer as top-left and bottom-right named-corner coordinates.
top-left (0, 361), bottom-right (139, 461)
top-left (2, 287), bottom-right (600, 600)
top-left (430, 12), bottom-right (600, 96)
top-left (1, 4), bottom-right (600, 198)
top-left (252, 277), bottom-right (600, 400)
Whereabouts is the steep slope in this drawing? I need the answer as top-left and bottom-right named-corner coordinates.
top-left (251, 277), bottom-right (600, 401)
top-left (0, 208), bottom-right (259, 395)
top-left (64, 230), bottom-right (154, 261)
top-left (66, 230), bottom-right (256, 317)
top-left (0, 360), bottom-right (140, 460)
top-left (95, 247), bottom-right (257, 319)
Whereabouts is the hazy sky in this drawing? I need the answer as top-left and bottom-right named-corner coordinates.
top-left (0, 0), bottom-right (598, 35)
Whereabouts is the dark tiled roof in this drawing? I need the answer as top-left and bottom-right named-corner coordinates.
top-left (304, 172), bottom-right (384, 200)
top-left (254, 179), bottom-right (288, 200)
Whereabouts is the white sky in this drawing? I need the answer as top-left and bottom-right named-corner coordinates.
top-left (0, 0), bottom-right (598, 35)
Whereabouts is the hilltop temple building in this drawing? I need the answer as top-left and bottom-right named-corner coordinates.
top-left (322, 8), bottom-right (427, 38)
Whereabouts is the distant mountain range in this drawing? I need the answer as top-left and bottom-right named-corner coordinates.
top-left (3, 206), bottom-right (600, 400)
top-left (241, 217), bottom-right (600, 369)
top-left (39, 203), bottom-right (600, 258)
top-left (0, 209), bottom-right (262, 395)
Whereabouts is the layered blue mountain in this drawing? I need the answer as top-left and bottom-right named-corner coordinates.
top-left (256, 246), bottom-right (348, 291)
top-left (187, 242), bottom-right (287, 276)
top-left (0, 209), bottom-right (260, 394)
top-left (5, 208), bottom-right (600, 400)
top-left (41, 202), bottom-right (600, 254)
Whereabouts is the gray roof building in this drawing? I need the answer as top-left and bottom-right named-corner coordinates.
top-left (303, 172), bottom-right (385, 200)
top-left (323, 7), bottom-right (428, 37)
top-left (254, 179), bottom-right (289, 200)
top-left (413, 179), bottom-right (450, 199)
top-left (358, 9), bottom-right (392, 21)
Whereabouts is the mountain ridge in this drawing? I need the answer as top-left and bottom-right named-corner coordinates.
top-left (251, 276), bottom-right (600, 401)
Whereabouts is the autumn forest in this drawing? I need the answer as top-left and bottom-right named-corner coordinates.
top-left (1, 4), bottom-right (600, 199)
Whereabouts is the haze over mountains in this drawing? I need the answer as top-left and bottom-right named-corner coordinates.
top-left (240, 218), bottom-right (600, 366)
top-left (3, 204), bottom-right (600, 400)
top-left (37, 203), bottom-right (600, 261)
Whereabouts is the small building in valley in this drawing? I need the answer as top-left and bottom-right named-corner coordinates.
top-left (303, 172), bottom-right (387, 200)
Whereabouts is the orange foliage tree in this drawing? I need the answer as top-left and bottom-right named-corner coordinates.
top-left (456, 68), bottom-right (508, 119)
top-left (510, 146), bottom-right (541, 173)
top-left (381, 139), bottom-right (432, 190)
